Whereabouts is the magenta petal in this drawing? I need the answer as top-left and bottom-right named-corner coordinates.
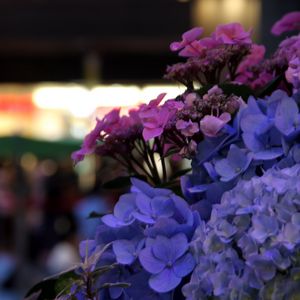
top-left (139, 247), bottom-right (165, 274)
top-left (71, 150), bottom-right (85, 163)
top-left (182, 27), bottom-right (203, 43)
top-left (142, 127), bottom-right (163, 141)
top-left (170, 41), bottom-right (182, 52)
top-left (271, 11), bottom-right (300, 36)
top-left (149, 268), bottom-right (181, 293)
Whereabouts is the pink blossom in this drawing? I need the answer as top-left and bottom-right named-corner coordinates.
top-left (271, 11), bottom-right (300, 36)
top-left (285, 57), bottom-right (300, 92)
top-left (165, 99), bottom-right (184, 110)
top-left (214, 23), bottom-right (252, 45)
top-left (102, 108), bottom-right (121, 133)
top-left (176, 119), bottom-right (199, 137)
top-left (170, 27), bottom-right (203, 52)
top-left (251, 71), bottom-right (273, 90)
top-left (207, 85), bottom-right (223, 96)
top-left (203, 85), bottom-right (223, 101)
top-left (178, 40), bottom-right (204, 57)
top-left (200, 112), bottom-right (231, 137)
top-left (139, 94), bottom-right (172, 141)
top-left (72, 119), bottom-right (104, 163)
top-left (184, 93), bottom-right (198, 107)
top-left (237, 44), bottom-right (266, 74)
top-left (178, 36), bottom-right (219, 58)
top-left (199, 37), bottom-right (220, 49)
top-left (179, 140), bottom-right (197, 158)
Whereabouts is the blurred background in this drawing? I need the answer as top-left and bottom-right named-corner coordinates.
top-left (0, 0), bottom-right (299, 299)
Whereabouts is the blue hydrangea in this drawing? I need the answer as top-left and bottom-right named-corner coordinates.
top-left (184, 164), bottom-right (300, 299)
top-left (75, 178), bottom-right (198, 299)
top-left (183, 90), bottom-right (300, 221)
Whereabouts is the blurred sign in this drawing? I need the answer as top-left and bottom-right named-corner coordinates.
top-left (0, 94), bottom-right (35, 114)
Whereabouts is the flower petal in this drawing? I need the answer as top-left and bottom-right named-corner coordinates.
top-left (139, 247), bottom-right (165, 274)
top-left (149, 268), bottom-right (181, 293)
top-left (112, 239), bottom-right (136, 265)
top-left (173, 253), bottom-right (195, 277)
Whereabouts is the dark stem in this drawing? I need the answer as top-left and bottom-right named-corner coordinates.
top-left (155, 137), bottom-right (167, 183)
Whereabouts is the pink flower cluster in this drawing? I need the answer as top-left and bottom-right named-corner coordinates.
top-left (138, 93), bottom-right (181, 141)
top-left (286, 57), bottom-right (300, 93)
top-left (138, 86), bottom-right (241, 158)
top-left (271, 11), bottom-right (300, 36)
top-left (165, 23), bottom-right (252, 87)
top-left (73, 13), bottom-right (300, 178)
top-left (72, 107), bottom-right (142, 163)
top-left (170, 23), bottom-right (251, 59)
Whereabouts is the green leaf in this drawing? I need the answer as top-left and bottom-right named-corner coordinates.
top-left (25, 268), bottom-right (80, 300)
top-left (101, 282), bottom-right (131, 289)
top-left (91, 263), bottom-right (118, 277)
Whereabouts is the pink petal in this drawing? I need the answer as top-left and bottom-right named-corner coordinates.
top-left (271, 11), bottom-right (300, 36)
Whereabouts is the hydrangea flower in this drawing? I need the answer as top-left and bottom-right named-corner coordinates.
top-left (170, 27), bottom-right (203, 52)
top-left (286, 57), bottom-right (300, 93)
top-left (200, 112), bottom-right (231, 137)
top-left (214, 144), bottom-right (252, 182)
top-left (271, 11), bottom-right (300, 36)
top-left (139, 234), bottom-right (195, 293)
top-left (214, 22), bottom-right (252, 45)
top-left (184, 164), bottom-right (300, 299)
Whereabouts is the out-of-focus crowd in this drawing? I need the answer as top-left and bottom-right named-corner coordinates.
top-left (0, 155), bottom-right (119, 300)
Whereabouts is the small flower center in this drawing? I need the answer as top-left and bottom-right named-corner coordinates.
top-left (166, 261), bottom-right (173, 268)
top-left (235, 167), bottom-right (241, 173)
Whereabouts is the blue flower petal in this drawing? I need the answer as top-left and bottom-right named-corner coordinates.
top-left (114, 193), bottom-right (137, 221)
top-left (149, 268), bottom-right (181, 293)
top-left (173, 253), bottom-right (195, 277)
top-left (139, 247), bottom-right (165, 274)
top-left (112, 239), bottom-right (136, 265)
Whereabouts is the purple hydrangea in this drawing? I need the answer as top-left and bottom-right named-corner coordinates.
top-left (139, 234), bottom-right (195, 293)
top-left (184, 164), bottom-right (300, 299)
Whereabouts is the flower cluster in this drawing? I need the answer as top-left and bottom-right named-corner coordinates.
top-left (27, 10), bottom-right (300, 300)
top-left (184, 164), bottom-right (300, 299)
top-left (140, 86), bottom-right (242, 159)
top-left (78, 178), bottom-right (199, 299)
top-left (182, 89), bottom-right (300, 219)
top-left (165, 24), bottom-right (252, 87)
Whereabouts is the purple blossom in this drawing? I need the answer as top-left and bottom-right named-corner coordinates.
top-left (102, 194), bottom-right (137, 228)
top-left (139, 234), bottom-right (195, 293)
top-left (71, 118), bottom-right (104, 163)
top-left (271, 11), bottom-right (300, 36)
top-left (132, 194), bottom-right (174, 224)
top-left (286, 57), bottom-right (300, 93)
top-left (200, 113), bottom-right (231, 137)
top-left (214, 144), bottom-right (252, 182)
top-left (170, 27), bottom-right (203, 52)
top-left (176, 119), bottom-right (199, 137)
top-left (214, 22), bottom-right (252, 45)
top-left (185, 164), bottom-right (300, 299)
top-left (274, 94), bottom-right (300, 138)
top-left (113, 238), bottom-right (145, 265)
